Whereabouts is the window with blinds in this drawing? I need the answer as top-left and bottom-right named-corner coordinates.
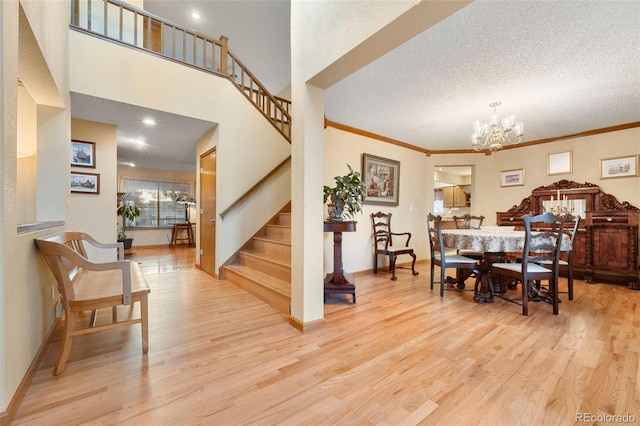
top-left (120, 178), bottom-right (192, 227)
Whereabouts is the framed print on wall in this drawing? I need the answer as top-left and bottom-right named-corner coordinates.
top-left (500, 168), bottom-right (525, 187)
top-left (600, 155), bottom-right (638, 179)
top-left (362, 153), bottom-right (400, 206)
top-left (71, 140), bottom-right (96, 168)
top-left (70, 172), bottom-right (100, 194)
top-left (547, 150), bottom-right (572, 175)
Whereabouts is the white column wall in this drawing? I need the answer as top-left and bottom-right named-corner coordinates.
top-left (2, 0), bottom-right (70, 413)
top-left (291, 0), bottom-right (467, 324)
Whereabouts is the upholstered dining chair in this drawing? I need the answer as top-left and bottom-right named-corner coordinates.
top-left (427, 213), bottom-right (480, 297)
top-left (371, 212), bottom-right (419, 280)
top-left (491, 212), bottom-right (566, 315)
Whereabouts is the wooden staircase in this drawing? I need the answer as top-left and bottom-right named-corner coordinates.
top-left (221, 206), bottom-right (291, 314)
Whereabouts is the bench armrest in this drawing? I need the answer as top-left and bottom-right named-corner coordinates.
top-left (37, 240), bottom-right (133, 305)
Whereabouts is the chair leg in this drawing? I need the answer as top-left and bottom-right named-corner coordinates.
top-left (552, 278), bottom-right (559, 315)
top-left (373, 254), bottom-right (378, 274)
top-left (440, 266), bottom-right (446, 298)
top-left (54, 311), bottom-right (75, 375)
top-left (522, 280), bottom-right (529, 316)
top-left (430, 262), bottom-right (435, 290)
top-left (567, 267), bottom-right (574, 301)
top-left (410, 253), bottom-right (418, 276)
top-left (390, 255), bottom-right (397, 281)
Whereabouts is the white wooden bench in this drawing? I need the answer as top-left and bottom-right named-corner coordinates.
top-left (35, 231), bottom-right (150, 375)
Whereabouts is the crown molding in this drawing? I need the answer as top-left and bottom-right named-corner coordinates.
top-left (324, 119), bottom-right (640, 156)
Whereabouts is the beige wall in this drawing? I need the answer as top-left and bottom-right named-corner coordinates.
top-left (428, 127), bottom-right (640, 223)
top-left (70, 119), bottom-right (118, 246)
top-left (323, 126), bottom-right (640, 275)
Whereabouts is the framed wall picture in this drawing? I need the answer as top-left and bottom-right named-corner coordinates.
top-left (362, 153), bottom-right (400, 206)
top-left (600, 155), bottom-right (639, 179)
top-left (500, 168), bottom-right (525, 187)
top-left (71, 140), bottom-right (96, 168)
top-left (547, 150), bottom-right (572, 175)
top-left (71, 172), bottom-right (100, 194)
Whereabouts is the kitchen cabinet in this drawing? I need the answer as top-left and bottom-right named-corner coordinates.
top-left (443, 186), bottom-right (468, 207)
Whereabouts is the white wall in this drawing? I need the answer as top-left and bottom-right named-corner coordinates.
top-left (70, 30), bottom-right (291, 270)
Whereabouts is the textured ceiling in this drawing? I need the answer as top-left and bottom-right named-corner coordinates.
top-left (324, 0), bottom-right (640, 151)
top-left (72, 1), bottom-right (640, 172)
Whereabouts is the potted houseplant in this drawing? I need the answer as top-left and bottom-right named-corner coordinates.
top-left (323, 164), bottom-right (367, 220)
top-left (117, 201), bottom-right (140, 249)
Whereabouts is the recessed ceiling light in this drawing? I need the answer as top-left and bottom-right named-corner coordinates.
top-left (191, 12), bottom-right (200, 20)
top-left (142, 118), bottom-right (156, 125)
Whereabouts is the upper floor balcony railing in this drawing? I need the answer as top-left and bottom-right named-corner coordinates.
top-left (70, 0), bottom-right (291, 142)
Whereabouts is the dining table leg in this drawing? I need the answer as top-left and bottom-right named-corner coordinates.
top-left (473, 251), bottom-right (511, 303)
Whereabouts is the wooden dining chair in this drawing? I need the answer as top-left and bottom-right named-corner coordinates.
top-left (453, 214), bottom-right (485, 230)
top-left (371, 212), bottom-right (419, 280)
top-left (452, 214), bottom-right (486, 260)
top-left (491, 212), bottom-right (566, 315)
top-left (529, 214), bottom-right (581, 301)
top-left (560, 215), bottom-right (581, 300)
top-left (427, 213), bottom-right (480, 297)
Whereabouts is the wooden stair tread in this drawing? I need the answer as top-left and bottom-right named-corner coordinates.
top-left (239, 250), bottom-right (291, 268)
top-left (224, 265), bottom-right (291, 297)
top-left (252, 236), bottom-right (291, 246)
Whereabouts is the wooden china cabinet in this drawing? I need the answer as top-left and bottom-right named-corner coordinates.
top-left (496, 180), bottom-right (639, 288)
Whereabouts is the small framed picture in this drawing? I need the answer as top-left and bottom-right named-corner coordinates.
top-left (71, 140), bottom-right (96, 168)
top-left (547, 150), bottom-right (572, 175)
top-left (71, 172), bottom-right (100, 194)
top-left (362, 153), bottom-right (400, 206)
top-left (500, 168), bottom-right (525, 187)
top-left (600, 155), bottom-right (638, 179)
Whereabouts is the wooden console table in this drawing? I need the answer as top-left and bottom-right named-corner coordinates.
top-left (323, 220), bottom-right (357, 303)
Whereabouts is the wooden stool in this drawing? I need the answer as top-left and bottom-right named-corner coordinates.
top-left (171, 223), bottom-right (194, 246)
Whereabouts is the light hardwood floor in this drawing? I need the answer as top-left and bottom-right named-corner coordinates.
top-left (13, 247), bottom-right (640, 425)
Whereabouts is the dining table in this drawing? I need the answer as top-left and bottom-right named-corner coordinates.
top-left (441, 226), bottom-right (571, 303)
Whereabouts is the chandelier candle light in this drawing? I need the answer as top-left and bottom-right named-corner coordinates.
top-left (471, 101), bottom-right (524, 152)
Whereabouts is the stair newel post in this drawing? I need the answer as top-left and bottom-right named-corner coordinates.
top-left (220, 35), bottom-right (229, 76)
